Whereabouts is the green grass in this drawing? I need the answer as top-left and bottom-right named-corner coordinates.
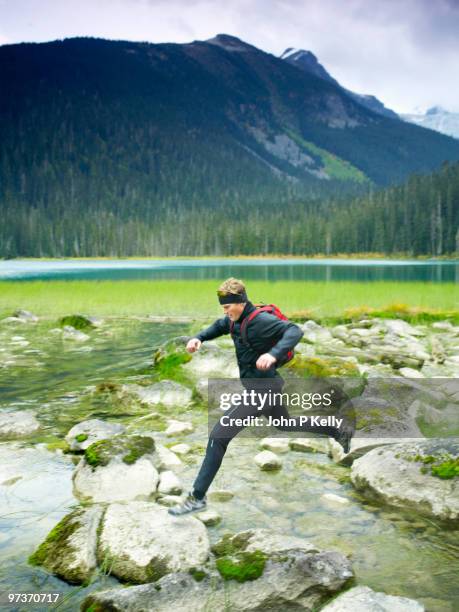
top-left (285, 129), bottom-right (369, 183)
top-left (0, 279), bottom-right (457, 319)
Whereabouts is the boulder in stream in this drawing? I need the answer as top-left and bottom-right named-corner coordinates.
top-left (351, 439), bottom-right (459, 522)
top-left (73, 435), bottom-right (160, 503)
top-left (65, 418), bottom-right (125, 451)
top-left (28, 505), bottom-right (104, 584)
top-left (0, 410), bottom-right (40, 440)
top-left (82, 527), bottom-right (353, 611)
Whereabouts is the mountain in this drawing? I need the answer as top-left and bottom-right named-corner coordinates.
top-left (2, 34), bottom-right (459, 257)
top-left (280, 47), bottom-right (398, 119)
top-left (401, 106), bottom-right (459, 140)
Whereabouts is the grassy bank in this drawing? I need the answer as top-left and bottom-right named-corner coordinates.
top-left (0, 280), bottom-right (457, 321)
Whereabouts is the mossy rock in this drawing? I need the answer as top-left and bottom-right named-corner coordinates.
top-left (188, 567), bottom-right (208, 582)
top-left (286, 355), bottom-right (360, 378)
top-left (216, 550), bottom-right (267, 582)
top-left (411, 452), bottom-right (459, 480)
top-left (84, 435), bottom-right (155, 470)
top-left (59, 315), bottom-right (95, 330)
top-left (94, 381), bottom-right (121, 395)
top-left (211, 531), bottom-right (253, 557)
top-left (28, 508), bottom-right (102, 585)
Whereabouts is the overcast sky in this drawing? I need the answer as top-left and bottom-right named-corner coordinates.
top-left (1, 0), bottom-right (458, 114)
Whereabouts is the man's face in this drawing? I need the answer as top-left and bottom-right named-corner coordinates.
top-left (222, 302), bottom-right (245, 321)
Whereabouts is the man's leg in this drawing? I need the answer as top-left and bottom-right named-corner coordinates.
top-left (262, 388), bottom-right (354, 452)
top-left (169, 400), bottom-right (260, 515)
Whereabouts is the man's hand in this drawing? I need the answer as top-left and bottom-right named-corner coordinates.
top-left (186, 338), bottom-right (202, 353)
top-left (256, 353), bottom-right (277, 370)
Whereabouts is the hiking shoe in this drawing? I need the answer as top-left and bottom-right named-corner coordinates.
top-left (168, 492), bottom-right (207, 516)
top-left (334, 426), bottom-right (354, 454)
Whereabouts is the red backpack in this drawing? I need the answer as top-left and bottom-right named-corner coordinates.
top-left (229, 303), bottom-right (295, 366)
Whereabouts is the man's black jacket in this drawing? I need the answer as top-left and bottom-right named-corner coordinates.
top-left (195, 301), bottom-right (304, 380)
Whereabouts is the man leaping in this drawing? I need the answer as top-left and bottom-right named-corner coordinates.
top-left (169, 277), bottom-right (353, 516)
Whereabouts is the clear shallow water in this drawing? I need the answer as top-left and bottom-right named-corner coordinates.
top-left (0, 258), bottom-right (458, 282)
top-left (0, 319), bottom-right (458, 611)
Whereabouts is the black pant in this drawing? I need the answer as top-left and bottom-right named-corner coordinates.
top-left (192, 382), bottom-right (340, 499)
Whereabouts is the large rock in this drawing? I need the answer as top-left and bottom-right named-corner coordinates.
top-left (126, 380), bottom-right (193, 408)
top-left (321, 585), bottom-right (424, 611)
top-left (97, 501), bottom-right (210, 583)
top-left (28, 506), bottom-right (104, 584)
top-left (351, 439), bottom-right (459, 521)
top-left (65, 419), bottom-right (125, 451)
top-left (83, 528), bottom-right (353, 611)
top-left (73, 435), bottom-right (160, 503)
top-left (0, 410), bottom-right (40, 440)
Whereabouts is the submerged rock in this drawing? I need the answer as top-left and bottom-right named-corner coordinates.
top-left (65, 418), bottom-right (125, 451)
top-left (0, 410), bottom-right (40, 440)
top-left (290, 437), bottom-right (328, 454)
top-left (126, 380), bottom-right (193, 408)
top-left (62, 326), bottom-right (90, 341)
top-left (351, 439), bottom-right (459, 521)
top-left (320, 585), bottom-right (425, 611)
top-left (182, 344), bottom-right (239, 379)
top-left (28, 505), bottom-right (104, 584)
top-left (259, 437), bottom-right (290, 453)
top-left (13, 309), bottom-right (39, 322)
top-left (97, 501), bottom-right (210, 583)
top-left (73, 435), bottom-right (160, 503)
top-left (59, 314), bottom-right (95, 330)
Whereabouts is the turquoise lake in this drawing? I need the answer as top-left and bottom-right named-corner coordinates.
top-left (0, 258), bottom-right (458, 282)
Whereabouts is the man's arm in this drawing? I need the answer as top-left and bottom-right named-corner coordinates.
top-left (254, 315), bottom-right (304, 362)
top-left (195, 316), bottom-right (231, 342)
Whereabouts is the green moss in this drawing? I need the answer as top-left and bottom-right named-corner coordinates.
top-left (83, 603), bottom-right (104, 612)
top-left (145, 556), bottom-right (171, 582)
top-left (84, 435), bottom-right (155, 469)
top-left (46, 439), bottom-right (71, 453)
top-left (431, 458), bottom-right (459, 479)
top-left (28, 510), bottom-right (83, 580)
top-left (59, 314), bottom-right (94, 330)
top-left (94, 381), bottom-right (120, 394)
top-left (286, 355), bottom-right (360, 378)
top-left (152, 348), bottom-right (192, 385)
top-left (216, 550), bottom-right (266, 583)
top-left (211, 532), bottom-right (252, 557)
top-left (123, 437), bottom-right (156, 465)
top-left (75, 433), bottom-right (89, 443)
top-left (189, 567), bottom-right (208, 582)
top-left (411, 452), bottom-right (459, 479)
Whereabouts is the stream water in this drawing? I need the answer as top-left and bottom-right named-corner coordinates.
top-left (0, 318), bottom-right (458, 611)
